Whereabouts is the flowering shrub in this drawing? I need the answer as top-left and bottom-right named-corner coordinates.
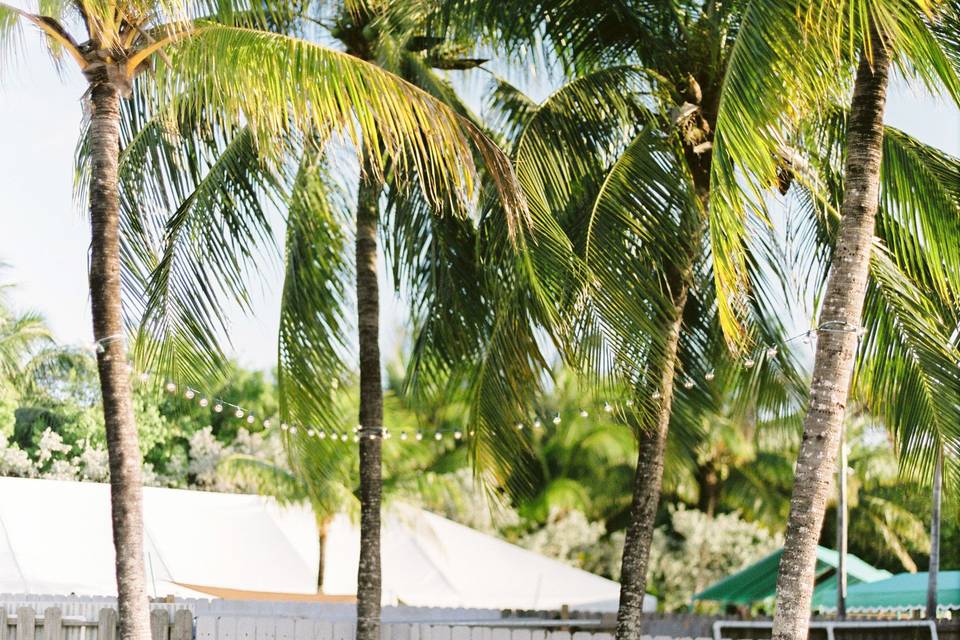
top-left (647, 505), bottom-right (781, 611)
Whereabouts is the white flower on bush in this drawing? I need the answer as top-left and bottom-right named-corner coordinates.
top-left (518, 508), bottom-right (605, 568)
top-left (36, 428), bottom-right (71, 465)
top-left (648, 505), bottom-right (782, 611)
top-left (188, 426), bottom-right (225, 487)
top-left (43, 458), bottom-right (78, 481)
top-left (77, 444), bottom-right (110, 482)
top-left (0, 434), bottom-right (35, 477)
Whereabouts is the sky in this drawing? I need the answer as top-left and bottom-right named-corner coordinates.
top-left (0, 23), bottom-right (958, 373)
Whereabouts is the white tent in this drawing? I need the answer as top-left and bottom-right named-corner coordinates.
top-left (322, 504), bottom-right (655, 612)
top-left (0, 477), bottom-right (654, 612)
top-left (0, 476), bottom-right (318, 597)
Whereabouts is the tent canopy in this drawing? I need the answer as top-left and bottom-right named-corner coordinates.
top-left (812, 571), bottom-right (960, 613)
top-left (0, 477), bottom-right (643, 612)
top-left (0, 476), bottom-right (319, 597)
top-left (693, 546), bottom-right (891, 605)
top-left (322, 504), bottom-right (654, 612)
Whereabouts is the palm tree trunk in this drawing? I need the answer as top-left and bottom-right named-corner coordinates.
top-left (771, 41), bottom-right (890, 640)
top-left (615, 282), bottom-right (688, 640)
top-left (355, 156), bottom-right (383, 640)
top-left (317, 517), bottom-right (330, 593)
top-left (87, 76), bottom-right (151, 640)
top-left (927, 453), bottom-right (942, 619)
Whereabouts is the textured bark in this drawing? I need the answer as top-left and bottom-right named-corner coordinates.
top-left (87, 76), bottom-right (151, 640)
top-left (927, 455), bottom-right (942, 619)
top-left (771, 42), bottom-right (890, 640)
top-left (615, 283), bottom-right (689, 640)
top-left (355, 160), bottom-right (383, 640)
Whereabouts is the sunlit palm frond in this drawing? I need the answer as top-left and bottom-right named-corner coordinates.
top-left (154, 23), bottom-right (527, 232)
top-left (857, 247), bottom-right (960, 483)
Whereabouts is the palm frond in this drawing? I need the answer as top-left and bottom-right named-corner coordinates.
top-left (154, 23), bottom-right (527, 232)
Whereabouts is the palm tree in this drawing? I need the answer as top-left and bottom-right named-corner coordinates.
top-left (97, 3), bottom-right (531, 637)
top-left (771, 6), bottom-right (960, 631)
top-left (444, 3), bottom-right (960, 635)
top-left (0, 295), bottom-right (53, 390)
top-left (452, 6), bottom-right (820, 633)
top-left (4, 2), bottom-right (522, 637)
top-left (275, 6), bottom-right (531, 636)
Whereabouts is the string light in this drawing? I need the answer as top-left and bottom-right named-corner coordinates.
top-left (131, 323), bottom-right (847, 448)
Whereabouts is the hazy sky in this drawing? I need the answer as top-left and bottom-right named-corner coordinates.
top-left (1, 25), bottom-right (958, 372)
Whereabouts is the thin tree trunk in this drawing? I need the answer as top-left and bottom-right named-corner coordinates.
top-left (771, 41), bottom-right (890, 640)
top-left (355, 156), bottom-right (383, 640)
top-left (837, 438), bottom-right (848, 619)
top-left (615, 283), bottom-right (688, 640)
top-left (317, 518), bottom-right (329, 593)
top-left (927, 454), bottom-right (942, 619)
top-left (87, 76), bottom-right (151, 640)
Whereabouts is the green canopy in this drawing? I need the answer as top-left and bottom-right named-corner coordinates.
top-left (812, 571), bottom-right (960, 613)
top-left (693, 546), bottom-right (891, 605)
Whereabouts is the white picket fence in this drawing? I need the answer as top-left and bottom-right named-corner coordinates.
top-left (0, 597), bottom-right (503, 623)
top-left (0, 606), bottom-right (711, 640)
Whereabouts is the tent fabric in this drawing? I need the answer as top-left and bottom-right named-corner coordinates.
top-left (0, 477), bottom-right (644, 611)
top-left (693, 546), bottom-right (891, 605)
top-left (0, 476), bottom-right (318, 597)
top-left (812, 571), bottom-right (960, 613)
top-left (321, 504), bottom-right (655, 612)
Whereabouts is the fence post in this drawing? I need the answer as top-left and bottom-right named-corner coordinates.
top-left (17, 607), bottom-right (35, 640)
top-left (98, 608), bottom-right (118, 640)
top-left (43, 608), bottom-right (63, 640)
top-left (151, 609), bottom-right (170, 640)
top-left (172, 611), bottom-right (193, 640)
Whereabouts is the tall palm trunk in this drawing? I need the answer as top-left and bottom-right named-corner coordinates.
top-left (86, 75), bottom-right (151, 640)
top-left (355, 157), bottom-right (383, 640)
top-left (615, 282), bottom-right (688, 639)
top-left (771, 40), bottom-right (890, 640)
top-left (927, 453), bottom-right (942, 619)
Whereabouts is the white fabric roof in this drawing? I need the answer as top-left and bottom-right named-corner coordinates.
top-left (0, 476), bottom-right (318, 597)
top-left (322, 504), bottom-right (656, 612)
top-left (0, 477), bottom-right (654, 612)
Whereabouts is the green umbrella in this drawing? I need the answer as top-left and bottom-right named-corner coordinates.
top-left (813, 571), bottom-right (960, 613)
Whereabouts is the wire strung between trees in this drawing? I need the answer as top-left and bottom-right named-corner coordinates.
top-left (87, 321), bottom-right (868, 444)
